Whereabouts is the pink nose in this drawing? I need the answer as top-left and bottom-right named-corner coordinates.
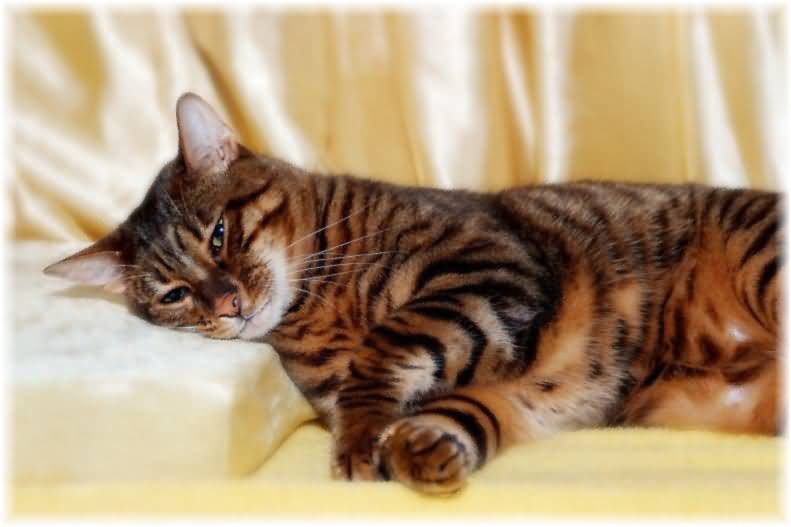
top-left (214, 292), bottom-right (240, 317)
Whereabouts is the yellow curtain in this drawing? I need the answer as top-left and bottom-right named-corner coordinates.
top-left (10, 8), bottom-right (786, 242)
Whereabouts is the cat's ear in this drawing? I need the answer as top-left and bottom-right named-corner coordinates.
top-left (43, 230), bottom-right (128, 293)
top-left (176, 92), bottom-right (240, 175)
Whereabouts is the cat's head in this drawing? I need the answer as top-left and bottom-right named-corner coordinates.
top-left (45, 93), bottom-right (298, 340)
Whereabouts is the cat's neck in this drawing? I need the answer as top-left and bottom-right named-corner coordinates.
top-left (283, 171), bottom-right (395, 264)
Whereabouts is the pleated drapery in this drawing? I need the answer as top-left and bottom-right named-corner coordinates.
top-left (10, 9), bottom-right (786, 241)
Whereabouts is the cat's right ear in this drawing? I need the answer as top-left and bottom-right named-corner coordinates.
top-left (176, 92), bottom-right (240, 176)
top-left (43, 230), bottom-right (128, 293)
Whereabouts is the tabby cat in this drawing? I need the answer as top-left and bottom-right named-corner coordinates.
top-left (46, 93), bottom-right (782, 494)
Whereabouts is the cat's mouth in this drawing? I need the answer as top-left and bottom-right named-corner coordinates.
top-left (237, 299), bottom-right (273, 340)
top-left (243, 305), bottom-right (267, 322)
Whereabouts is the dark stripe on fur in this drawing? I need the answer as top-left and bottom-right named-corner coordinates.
top-left (408, 305), bottom-right (488, 386)
top-left (740, 220), bottom-right (778, 267)
top-left (373, 326), bottom-right (447, 380)
top-left (756, 256), bottom-right (779, 310)
top-left (436, 394), bottom-right (502, 448)
top-left (414, 259), bottom-right (528, 293)
top-left (416, 407), bottom-right (488, 466)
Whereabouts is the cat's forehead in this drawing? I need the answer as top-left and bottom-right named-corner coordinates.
top-left (121, 154), bottom-right (274, 264)
top-left (117, 164), bottom-right (197, 260)
top-left (128, 162), bottom-right (216, 226)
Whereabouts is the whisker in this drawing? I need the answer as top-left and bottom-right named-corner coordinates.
top-left (165, 192), bottom-right (185, 219)
top-left (296, 250), bottom-right (402, 265)
top-left (122, 273), bottom-right (156, 281)
top-left (296, 257), bottom-right (393, 270)
top-left (294, 286), bottom-right (331, 305)
top-left (179, 185), bottom-right (194, 216)
top-left (290, 261), bottom-right (396, 278)
top-left (302, 279), bottom-right (351, 291)
top-left (284, 195), bottom-right (385, 251)
top-left (294, 228), bottom-right (395, 264)
top-left (287, 269), bottom-right (371, 283)
top-left (292, 287), bottom-right (345, 316)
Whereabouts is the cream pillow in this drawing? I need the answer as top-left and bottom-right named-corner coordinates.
top-left (12, 242), bottom-right (316, 483)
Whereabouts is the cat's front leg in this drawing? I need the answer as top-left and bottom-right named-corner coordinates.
top-left (329, 317), bottom-right (449, 481)
top-left (329, 357), bottom-right (403, 481)
top-left (330, 397), bottom-right (394, 481)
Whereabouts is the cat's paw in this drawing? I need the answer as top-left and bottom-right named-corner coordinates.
top-left (375, 417), bottom-right (474, 494)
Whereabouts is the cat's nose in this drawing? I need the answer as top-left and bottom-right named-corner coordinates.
top-left (214, 292), bottom-right (240, 318)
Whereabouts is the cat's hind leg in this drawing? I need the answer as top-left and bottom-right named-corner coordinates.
top-left (716, 189), bottom-right (782, 335)
top-left (619, 356), bottom-right (779, 434)
top-left (618, 189), bottom-right (782, 435)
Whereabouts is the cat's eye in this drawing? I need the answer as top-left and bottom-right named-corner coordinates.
top-left (161, 286), bottom-right (190, 304)
top-left (211, 216), bottom-right (225, 254)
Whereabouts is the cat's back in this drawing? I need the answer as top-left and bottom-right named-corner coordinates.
top-left (493, 180), bottom-right (778, 266)
top-left (495, 180), bottom-right (778, 228)
top-left (495, 180), bottom-right (700, 230)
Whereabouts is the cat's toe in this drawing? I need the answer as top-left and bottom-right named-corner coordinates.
top-left (331, 444), bottom-right (381, 481)
top-left (377, 417), bottom-right (473, 494)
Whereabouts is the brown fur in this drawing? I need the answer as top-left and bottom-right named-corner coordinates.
top-left (47, 95), bottom-right (783, 494)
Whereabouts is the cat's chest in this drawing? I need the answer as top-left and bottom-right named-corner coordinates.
top-left (264, 313), bottom-right (366, 399)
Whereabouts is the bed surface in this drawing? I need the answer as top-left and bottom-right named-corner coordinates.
top-left (14, 423), bottom-right (780, 517)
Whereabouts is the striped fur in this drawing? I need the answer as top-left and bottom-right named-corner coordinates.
top-left (47, 95), bottom-right (783, 494)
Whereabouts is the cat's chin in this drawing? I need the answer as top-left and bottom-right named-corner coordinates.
top-left (237, 295), bottom-right (287, 341)
top-left (238, 309), bottom-right (276, 340)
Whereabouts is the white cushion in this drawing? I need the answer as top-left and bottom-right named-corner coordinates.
top-left (11, 242), bottom-right (316, 483)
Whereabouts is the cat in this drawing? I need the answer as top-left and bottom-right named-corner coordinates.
top-left (45, 92), bottom-right (782, 494)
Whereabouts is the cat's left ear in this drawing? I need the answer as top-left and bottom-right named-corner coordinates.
top-left (43, 230), bottom-right (128, 293)
top-left (176, 92), bottom-right (240, 176)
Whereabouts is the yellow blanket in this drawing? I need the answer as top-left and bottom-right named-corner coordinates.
top-left (14, 423), bottom-right (780, 517)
